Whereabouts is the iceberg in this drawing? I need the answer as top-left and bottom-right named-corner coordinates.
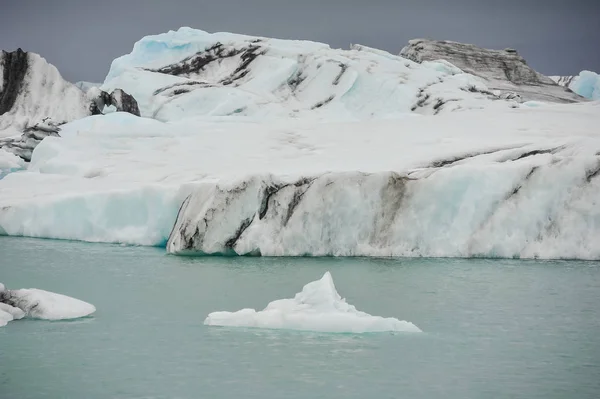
top-left (0, 28), bottom-right (599, 260)
top-left (204, 272), bottom-right (421, 333)
top-left (549, 71), bottom-right (600, 101)
top-left (0, 282), bottom-right (96, 326)
top-left (569, 71), bottom-right (600, 101)
top-left (0, 100), bottom-right (598, 258)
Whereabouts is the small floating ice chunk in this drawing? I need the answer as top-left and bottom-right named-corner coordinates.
top-left (0, 282), bottom-right (96, 326)
top-left (204, 272), bottom-right (421, 333)
top-left (0, 302), bottom-right (26, 320)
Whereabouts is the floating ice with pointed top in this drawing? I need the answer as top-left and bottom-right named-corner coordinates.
top-left (204, 272), bottom-right (421, 333)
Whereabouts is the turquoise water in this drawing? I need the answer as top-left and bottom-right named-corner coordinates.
top-left (1, 237), bottom-right (600, 399)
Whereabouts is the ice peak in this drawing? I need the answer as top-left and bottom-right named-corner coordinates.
top-left (205, 271), bottom-right (421, 333)
top-left (294, 271), bottom-right (343, 308)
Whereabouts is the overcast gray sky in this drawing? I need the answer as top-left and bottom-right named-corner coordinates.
top-left (1, 0), bottom-right (598, 83)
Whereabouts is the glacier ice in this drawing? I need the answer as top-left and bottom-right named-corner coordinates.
top-left (549, 71), bottom-right (600, 101)
top-left (0, 100), bottom-right (599, 258)
top-left (0, 49), bottom-right (142, 163)
top-left (0, 49), bottom-right (90, 132)
top-left (570, 71), bottom-right (600, 101)
top-left (0, 28), bottom-right (599, 260)
top-left (101, 27), bottom-right (518, 122)
top-left (0, 148), bottom-right (24, 178)
top-left (166, 153), bottom-right (600, 259)
top-left (204, 271), bottom-right (421, 333)
top-left (0, 282), bottom-right (96, 327)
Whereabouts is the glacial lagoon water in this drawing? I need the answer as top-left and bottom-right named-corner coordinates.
top-left (1, 236), bottom-right (599, 399)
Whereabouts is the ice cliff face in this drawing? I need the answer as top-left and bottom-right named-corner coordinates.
top-left (400, 39), bottom-right (585, 104)
top-left (166, 141), bottom-right (600, 259)
top-left (101, 27), bottom-right (520, 122)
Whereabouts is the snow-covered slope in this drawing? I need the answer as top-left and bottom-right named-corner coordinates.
top-left (0, 49), bottom-right (90, 132)
top-left (550, 71), bottom-right (600, 101)
top-left (400, 39), bottom-right (585, 104)
top-left (101, 27), bottom-right (520, 122)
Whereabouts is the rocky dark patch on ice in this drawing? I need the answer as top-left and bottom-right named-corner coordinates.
top-left (148, 41), bottom-right (265, 87)
top-left (0, 117), bottom-right (62, 161)
top-left (400, 39), bottom-right (585, 103)
top-left (0, 49), bottom-right (90, 132)
top-left (311, 95), bottom-right (335, 109)
top-left (549, 76), bottom-right (577, 87)
top-left (0, 49), bottom-right (28, 115)
top-left (89, 87), bottom-right (140, 116)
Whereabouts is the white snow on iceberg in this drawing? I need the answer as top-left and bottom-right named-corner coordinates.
top-left (0, 148), bottom-right (24, 180)
top-left (101, 27), bottom-right (515, 122)
top-left (204, 272), bottom-right (421, 333)
top-left (0, 282), bottom-right (96, 326)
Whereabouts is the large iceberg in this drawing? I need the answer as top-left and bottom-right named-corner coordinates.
top-left (205, 272), bottom-right (421, 333)
top-left (0, 28), bottom-right (599, 260)
top-left (0, 101), bottom-right (598, 258)
top-left (0, 282), bottom-right (96, 327)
